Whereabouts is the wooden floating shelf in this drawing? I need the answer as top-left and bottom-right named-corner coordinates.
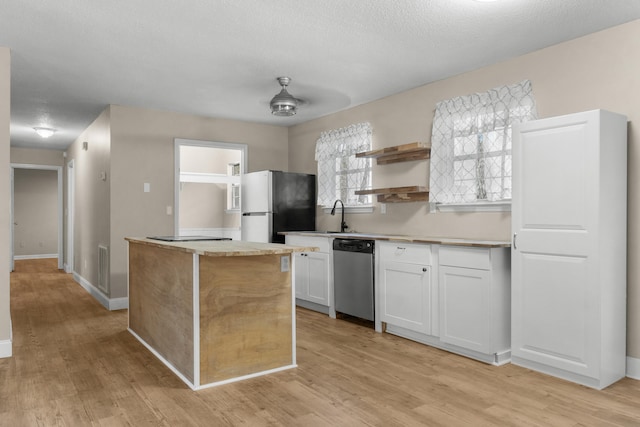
top-left (356, 142), bottom-right (431, 165)
top-left (355, 186), bottom-right (429, 203)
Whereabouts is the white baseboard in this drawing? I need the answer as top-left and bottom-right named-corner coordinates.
top-left (0, 339), bottom-right (11, 358)
top-left (14, 254), bottom-right (58, 260)
top-left (627, 357), bottom-right (640, 380)
top-left (109, 297), bottom-right (129, 311)
top-left (0, 316), bottom-right (11, 358)
top-left (73, 272), bottom-right (129, 311)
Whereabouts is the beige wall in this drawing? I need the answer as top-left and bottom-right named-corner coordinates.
top-left (66, 107), bottom-right (111, 293)
top-left (108, 105), bottom-right (288, 299)
top-left (0, 47), bottom-right (10, 350)
top-left (11, 147), bottom-right (64, 166)
top-left (13, 169), bottom-right (58, 256)
top-left (289, 19), bottom-right (640, 358)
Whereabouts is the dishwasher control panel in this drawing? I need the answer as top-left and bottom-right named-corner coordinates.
top-left (333, 238), bottom-right (374, 253)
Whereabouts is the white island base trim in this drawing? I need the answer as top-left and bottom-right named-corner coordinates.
top-left (128, 328), bottom-right (297, 390)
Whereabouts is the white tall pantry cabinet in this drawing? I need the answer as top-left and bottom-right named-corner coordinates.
top-left (511, 110), bottom-right (627, 390)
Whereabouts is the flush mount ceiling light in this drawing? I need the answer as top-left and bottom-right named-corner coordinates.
top-left (33, 127), bottom-right (56, 138)
top-left (270, 77), bottom-right (299, 117)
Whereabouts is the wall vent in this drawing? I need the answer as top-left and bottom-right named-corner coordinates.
top-left (98, 245), bottom-right (109, 294)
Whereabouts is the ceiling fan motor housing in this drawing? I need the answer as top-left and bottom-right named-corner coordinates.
top-left (270, 77), bottom-right (298, 116)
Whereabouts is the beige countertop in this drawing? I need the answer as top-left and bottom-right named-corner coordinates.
top-left (281, 231), bottom-right (511, 248)
top-left (125, 237), bottom-right (318, 257)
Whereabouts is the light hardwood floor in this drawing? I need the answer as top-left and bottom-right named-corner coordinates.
top-left (2, 258), bottom-right (640, 426)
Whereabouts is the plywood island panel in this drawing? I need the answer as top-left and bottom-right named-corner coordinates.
top-left (199, 254), bottom-right (292, 384)
top-left (128, 243), bottom-right (195, 382)
top-left (126, 238), bottom-right (315, 390)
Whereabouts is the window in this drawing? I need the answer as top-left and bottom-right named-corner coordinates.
top-left (315, 122), bottom-right (373, 208)
top-left (429, 80), bottom-right (537, 208)
top-left (227, 162), bottom-right (240, 211)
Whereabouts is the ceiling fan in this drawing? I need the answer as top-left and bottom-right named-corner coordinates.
top-left (270, 77), bottom-right (304, 116)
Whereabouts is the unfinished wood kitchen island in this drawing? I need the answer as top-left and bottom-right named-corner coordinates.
top-left (126, 237), bottom-right (315, 390)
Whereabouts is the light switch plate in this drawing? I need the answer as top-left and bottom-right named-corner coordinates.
top-left (144, 182), bottom-right (150, 193)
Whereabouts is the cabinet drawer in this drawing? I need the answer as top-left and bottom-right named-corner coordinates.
top-left (379, 242), bottom-right (431, 265)
top-left (286, 235), bottom-right (331, 253)
top-left (439, 246), bottom-right (490, 270)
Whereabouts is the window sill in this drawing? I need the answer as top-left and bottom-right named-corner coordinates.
top-left (433, 201), bottom-right (511, 213)
top-left (321, 205), bottom-right (374, 214)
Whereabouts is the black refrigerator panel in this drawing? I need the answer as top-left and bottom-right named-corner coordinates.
top-left (271, 171), bottom-right (316, 243)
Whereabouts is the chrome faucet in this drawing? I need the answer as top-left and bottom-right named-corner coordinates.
top-left (331, 199), bottom-right (348, 233)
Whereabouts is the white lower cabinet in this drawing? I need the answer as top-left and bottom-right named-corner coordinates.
top-left (378, 241), bottom-right (511, 366)
top-left (286, 235), bottom-right (332, 315)
top-left (438, 246), bottom-right (511, 364)
top-left (294, 251), bottom-right (330, 306)
top-left (439, 265), bottom-right (491, 353)
top-left (379, 260), bottom-right (431, 335)
top-left (377, 241), bottom-right (435, 337)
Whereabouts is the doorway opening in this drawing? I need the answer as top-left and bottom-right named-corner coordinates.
top-left (10, 163), bottom-right (64, 271)
top-left (174, 139), bottom-right (248, 240)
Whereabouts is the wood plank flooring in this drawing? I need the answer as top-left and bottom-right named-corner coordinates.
top-left (2, 258), bottom-right (640, 426)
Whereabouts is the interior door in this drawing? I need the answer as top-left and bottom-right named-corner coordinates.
top-left (511, 112), bottom-right (598, 377)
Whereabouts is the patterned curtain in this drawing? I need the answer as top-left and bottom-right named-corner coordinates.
top-left (315, 122), bottom-right (372, 207)
top-left (429, 80), bottom-right (537, 204)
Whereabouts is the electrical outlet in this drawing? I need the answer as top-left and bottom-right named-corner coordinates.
top-left (280, 255), bottom-right (290, 272)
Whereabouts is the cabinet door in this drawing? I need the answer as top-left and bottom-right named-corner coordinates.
top-left (293, 252), bottom-right (308, 299)
top-left (512, 113), bottom-right (599, 378)
top-left (306, 252), bottom-right (330, 306)
top-left (439, 266), bottom-right (490, 353)
top-left (379, 261), bottom-right (430, 335)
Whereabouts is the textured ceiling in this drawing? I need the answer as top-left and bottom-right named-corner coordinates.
top-left (2, 0), bottom-right (640, 150)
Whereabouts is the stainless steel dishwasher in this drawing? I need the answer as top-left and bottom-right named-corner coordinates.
top-left (333, 238), bottom-right (375, 321)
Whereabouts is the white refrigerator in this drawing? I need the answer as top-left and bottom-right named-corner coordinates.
top-left (241, 170), bottom-right (316, 243)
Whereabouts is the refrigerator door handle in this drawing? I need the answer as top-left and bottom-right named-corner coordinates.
top-left (242, 212), bottom-right (268, 216)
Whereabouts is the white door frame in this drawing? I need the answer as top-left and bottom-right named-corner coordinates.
top-left (66, 160), bottom-right (75, 273)
top-left (10, 163), bottom-right (64, 270)
top-left (9, 167), bottom-right (13, 272)
top-left (173, 139), bottom-right (248, 236)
